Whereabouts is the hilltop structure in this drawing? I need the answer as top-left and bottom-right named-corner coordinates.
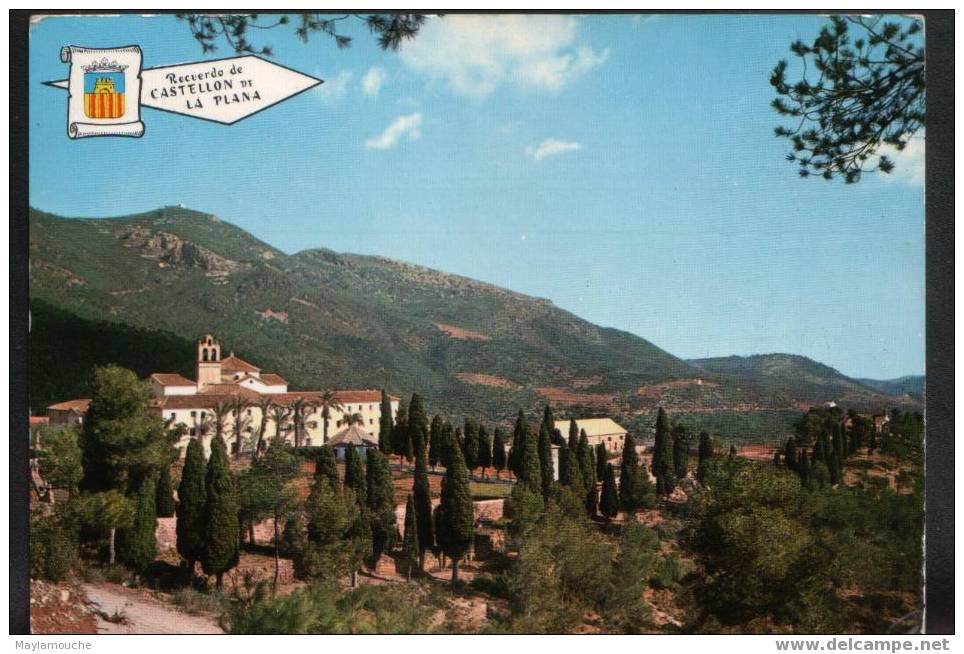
top-left (49, 333), bottom-right (400, 457)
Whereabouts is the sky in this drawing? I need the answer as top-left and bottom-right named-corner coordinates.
top-left (28, 13), bottom-right (925, 380)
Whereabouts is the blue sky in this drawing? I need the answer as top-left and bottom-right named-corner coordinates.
top-left (29, 13), bottom-right (925, 379)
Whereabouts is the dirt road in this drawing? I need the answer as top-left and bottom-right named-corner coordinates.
top-left (82, 582), bottom-right (223, 634)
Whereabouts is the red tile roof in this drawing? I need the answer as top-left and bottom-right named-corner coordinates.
top-left (48, 399), bottom-right (91, 412)
top-left (259, 373), bottom-right (288, 386)
top-left (151, 373), bottom-right (196, 386)
top-left (333, 389), bottom-right (392, 403)
top-left (30, 416), bottom-right (49, 426)
top-left (220, 354), bottom-right (260, 374)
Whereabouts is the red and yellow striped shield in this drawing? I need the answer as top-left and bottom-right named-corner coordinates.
top-left (85, 90), bottom-right (124, 119)
top-left (84, 73), bottom-right (125, 119)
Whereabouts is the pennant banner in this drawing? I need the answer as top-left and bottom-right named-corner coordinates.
top-left (50, 47), bottom-right (323, 139)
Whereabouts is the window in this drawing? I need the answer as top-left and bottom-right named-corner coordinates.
top-left (369, 404), bottom-right (373, 411)
top-left (370, 419), bottom-right (374, 425)
top-left (170, 412), bottom-right (176, 421)
top-left (247, 409), bottom-right (252, 416)
top-left (189, 428), bottom-right (197, 436)
top-left (201, 411), bottom-right (207, 419)
top-left (190, 411), bottom-right (197, 418)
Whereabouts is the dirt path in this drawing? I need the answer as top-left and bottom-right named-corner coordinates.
top-left (82, 582), bottom-right (223, 634)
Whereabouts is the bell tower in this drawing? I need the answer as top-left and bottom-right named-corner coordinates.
top-left (196, 334), bottom-right (222, 389)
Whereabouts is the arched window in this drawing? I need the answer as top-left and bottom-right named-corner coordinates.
top-left (202, 348), bottom-right (209, 362)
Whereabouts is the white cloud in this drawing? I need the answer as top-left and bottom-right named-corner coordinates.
top-left (361, 66), bottom-right (387, 98)
top-left (879, 135), bottom-right (925, 187)
top-left (364, 113), bottom-right (423, 150)
top-left (316, 69), bottom-right (352, 103)
top-left (398, 15), bottom-right (609, 99)
top-left (525, 138), bottom-right (582, 161)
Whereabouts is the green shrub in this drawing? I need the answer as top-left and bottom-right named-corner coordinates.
top-left (224, 583), bottom-right (434, 634)
top-left (650, 553), bottom-right (683, 589)
top-left (30, 509), bottom-right (77, 581)
top-left (170, 587), bottom-right (231, 616)
top-left (470, 573), bottom-right (511, 599)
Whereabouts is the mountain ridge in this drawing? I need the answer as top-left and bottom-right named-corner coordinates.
top-left (29, 206), bottom-right (921, 433)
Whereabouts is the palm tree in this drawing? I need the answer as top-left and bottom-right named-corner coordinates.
top-left (253, 397), bottom-right (275, 457)
top-left (195, 412), bottom-right (212, 440)
top-left (210, 402), bottom-right (231, 441)
top-left (230, 396), bottom-right (253, 459)
top-left (290, 397), bottom-right (319, 448)
top-left (316, 390), bottom-right (345, 444)
top-left (270, 404), bottom-right (291, 444)
top-left (340, 412), bottom-right (365, 427)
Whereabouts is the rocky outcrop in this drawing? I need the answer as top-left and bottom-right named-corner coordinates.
top-left (117, 227), bottom-right (241, 276)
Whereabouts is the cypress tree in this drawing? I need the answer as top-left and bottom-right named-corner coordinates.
top-left (155, 465), bottom-right (176, 518)
top-left (408, 394), bottom-right (429, 456)
top-left (559, 442), bottom-right (584, 495)
top-left (832, 422), bottom-right (845, 461)
top-left (595, 442), bottom-right (608, 481)
top-left (400, 494), bottom-right (419, 581)
top-left (392, 402), bottom-right (409, 461)
top-left (343, 445), bottom-right (367, 507)
top-left (428, 415), bottom-right (442, 470)
top-left (619, 432), bottom-right (645, 511)
top-left (509, 409), bottom-right (527, 478)
top-left (829, 451), bottom-right (842, 486)
top-left (818, 430), bottom-right (831, 464)
top-left (440, 422), bottom-right (456, 469)
top-left (463, 418), bottom-right (480, 474)
top-left (577, 432), bottom-right (597, 515)
top-left (566, 444), bottom-right (585, 496)
top-left (671, 424), bottom-right (689, 481)
top-left (653, 408), bottom-right (676, 495)
top-left (577, 432), bottom-right (593, 486)
top-left (202, 435), bottom-right (239, 590)
top-left (365, 449), bottom-right (396, 566)
top-left (412, 429), bottom-right (434, 571)
top-left (568, 419), bottom-right (579, 450)
top-left (378, 390), bottom-right (394, 453)
top-left (784, 437), bottom-right (798, 471)
top-left (797, 449), bottom-right (811, 487)
top-left (436, 440), bottom-right (474, 583)
top-left (517, 417), bottom-right (542, 495)
top-left (652, 409), bottom-right (666, 475)
top-left (558, 442), bottom-right (572, 486)
top-left (117, 475), bottom-right (157, 573)
top-left (552, 428), bottom-right (565, 446)
top-left (452, 427), bottom-right (463, 466)
top-left (492, 427), bottom-right (507, 479)
top-left (600, 463), bottom-right (620, 520)
top-left (477, 425), bottom-right (492, 479)
top-left (176, 438), bottom-right (207, 571)
top-left (315, 445), bottom-right (339, 487)
top-left (697, 431), bottom-right (714, 484)
top-left (542, 405), bottom-right (556, 444)
top-left (537, 421), bottom-right (554, 499)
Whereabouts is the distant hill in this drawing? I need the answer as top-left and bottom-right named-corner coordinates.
top-left (29, 207), bottom-right (922, 428)
top-left (856, 375), bottom-right (925, 398)
top-left (685, 353), bottom-right (901, 405)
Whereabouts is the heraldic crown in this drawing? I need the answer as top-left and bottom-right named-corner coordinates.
top-left (81, 57), bottom-right (129, 73)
